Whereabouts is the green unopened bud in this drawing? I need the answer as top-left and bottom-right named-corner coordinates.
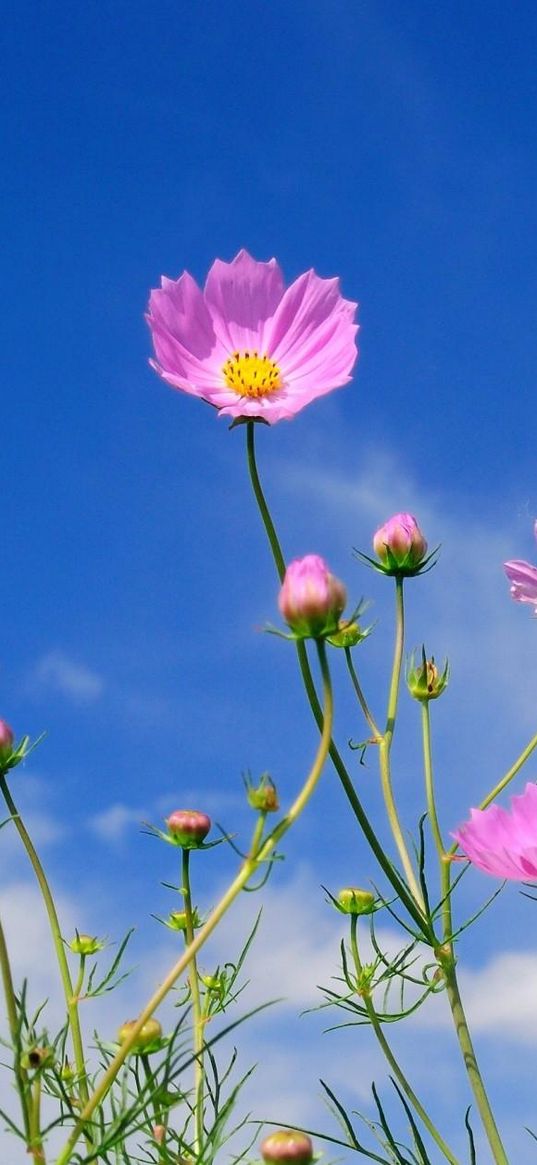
top-left (327, 619), bottom-right (367, 649)
top-left (200, 972), bottom-right (224, 992)
top-left (69, 933), bottom-right (105, 956)
top-left (407, 649), bottom-right (449, 702)
top-left (261, 1130), bottom-right (314, 1165)
top-left (165, 907), bottom-right (202, 932)
top-left (60, 1059), bottom-right (76, 1084)
top-left (336, 887), bottom-right (377, 915)
top-left (117, 1017), bottom-right (163, 1052)
top-left (246, 772), bottom-right (279, 813)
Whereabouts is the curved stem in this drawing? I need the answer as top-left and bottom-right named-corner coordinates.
top-left (0, 777), bottom-right (89, 1114)
top-left (54, 640), bottom-right (334, 1165)
top-left (344, 648), bottom-right (381, 740)
top-left (349, 916), bottom-right (459, 1165)
top-left (0, 913), bottom-right (30, 1139)
top-left (246, 421), bottom-right (286, 581)
top-left (378, 579), bottom-right (424, 909)
top-left (182, 849), bottom-right (205, 1156)
top-left (244, 423), bottom-right (431, 939)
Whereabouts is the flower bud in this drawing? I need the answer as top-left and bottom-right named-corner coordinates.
top-left (260, 1130), bottom-right (314, 1165)
top-left (117, 1017), bottom-right (163, 1051)
top-left (21, 1046), bottom-right (54, 1071)
top-left (246, 773), bottom-right (279, 813)
top-left (165, 907), bottom-right (201, 932)
top-left (407, 651), bottom-right (449, 702)
top-left (68, 933), bottom-right (105, 956)
top-left (336, 887), bottom-right (376, 915)
top-left (165, 810), bottom-right (211, 848)
top-left (278, 555), bottom-right (346, 639)
top-left (153, 1125), bottom-right (166, 1145)
top-left (0, 720), bottom-right (14, 767)
top-left (327, 618), bottom-right (369, 649)
top-left (373, 513), bottom-right (428, 575)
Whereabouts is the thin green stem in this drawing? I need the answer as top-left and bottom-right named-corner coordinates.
top-left (0, 777), bottom-right (89, 1115)
top-left (29, 1075), bottom-right (46, 1163)
top-left (378, 578), bottom-right (424, 909)
top-left (246, 421), bottom-right (286, 581)
top-left (349, 916), bottom-right (459, 1165)
top-left (54, 640), bottom-right (333, 1165)
top-left (421, 702), bottom-right (452, 942)
top-left (344, 647), bottom-right (381, 740)
top-left (244, 423), bottom-right (432, 939)
top-left (421, 705), bottom-right (508, 1165)
top-left (0, 913), bottom-right (30, 1139)
top-left (448, 726), bottom-right (537, 856)
top-left (182, 848), bottom-right (205, 1157)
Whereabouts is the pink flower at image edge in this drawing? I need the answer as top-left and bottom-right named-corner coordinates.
top-left (147, 249), bottom-right (358, 423)
top-left (452, 782), bottom-right (537, 880)
top-left (504, 519), bottom-right (537, 608)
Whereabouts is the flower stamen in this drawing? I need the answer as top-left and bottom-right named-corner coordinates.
top-left (222, 350), bottom-right (283, 398)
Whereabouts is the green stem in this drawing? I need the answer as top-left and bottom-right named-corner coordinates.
top-left (0, 913), bottom-right (30, 1139)
top-left (29, 1075), bottom-right (46, 1163)
top-left (0, 777), bottom-right (89, 1114)
top-left (443, 967), bottom-right (509, 1165)
top-left (349, 916), bottom-right (459, 1165)
top-left (244, 422), bottom-right (431, 939)
top-left (182, 848), bottom-right (205, 1157)
top-left (54, 641), bottom-right (334, 1165)
top-left (421, 704), bottom-right (509, 1165)
top-left (344, 647), bottom-right (381, 740)
top-left (246, 421), bottom-right (286, 581)
top-left (377, 578), bottom-right (424, 909)
top-left (448, 726), bottom-right (537, 856)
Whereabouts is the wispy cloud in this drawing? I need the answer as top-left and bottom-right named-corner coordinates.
top-left (88, 802), bottom-right (147, 841)
top-left (30, 650), bottom-right (105, 703)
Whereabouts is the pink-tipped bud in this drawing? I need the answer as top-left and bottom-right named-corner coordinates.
top-left (278, 555), bottom-right (347, 639)
top-left (153, 1125), bottom-right (166, 1145)
top-left (166, 810), bottom-right (211, 848)
top-left (0, 720), bottom-right (14, 767)
top-left (261, 1131), bottom-right (314, 1165)
top-left (373, 513), bottom-right (428, 573)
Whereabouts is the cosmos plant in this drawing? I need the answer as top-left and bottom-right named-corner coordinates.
top-left (2, 251), bottom-right (537, 1165)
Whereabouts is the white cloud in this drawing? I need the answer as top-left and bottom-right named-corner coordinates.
top-left (88, 802), bottom-right (147, 841)
top-left (30, 650), bottom-right (105, 703)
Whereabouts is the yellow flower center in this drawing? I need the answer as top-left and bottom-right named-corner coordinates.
top-left (222, 350), bottom-right (282, 398)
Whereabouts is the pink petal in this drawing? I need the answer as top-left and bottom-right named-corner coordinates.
top-left (504, 559), bottom-right (537, 604)
top-left (266, 269), bottom-right (357, 369)
top-left (203, 249), bottom-right (285, 353)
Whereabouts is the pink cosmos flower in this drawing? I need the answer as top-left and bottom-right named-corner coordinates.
top-left (504, 520), bottom-right (537, 609)
top-left (373, 513), bottom-right (428, 569)
top-left (452, 783), bottom-right (537, 880)
top-left (278, 554), bottom-right (347, 638)
top-left (147, 249), bottom-right (358, 423)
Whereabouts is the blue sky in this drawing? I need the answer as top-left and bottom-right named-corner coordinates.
top-left (3, 1), bottom-right (537, 1160)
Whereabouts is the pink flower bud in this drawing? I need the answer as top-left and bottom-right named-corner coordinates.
top-left (165, 809), bottom-right (211, 848)
top-left (278, 555), bottom-right (346, 639)
top-left (0, 720), bottom-right (14, 767)
top-left (373, 513), bottom-right (428, 573)
top-left (153, 1125), bottom-right (166, 1145)
top-left (260, 1131), bottom-right (314, 1165)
